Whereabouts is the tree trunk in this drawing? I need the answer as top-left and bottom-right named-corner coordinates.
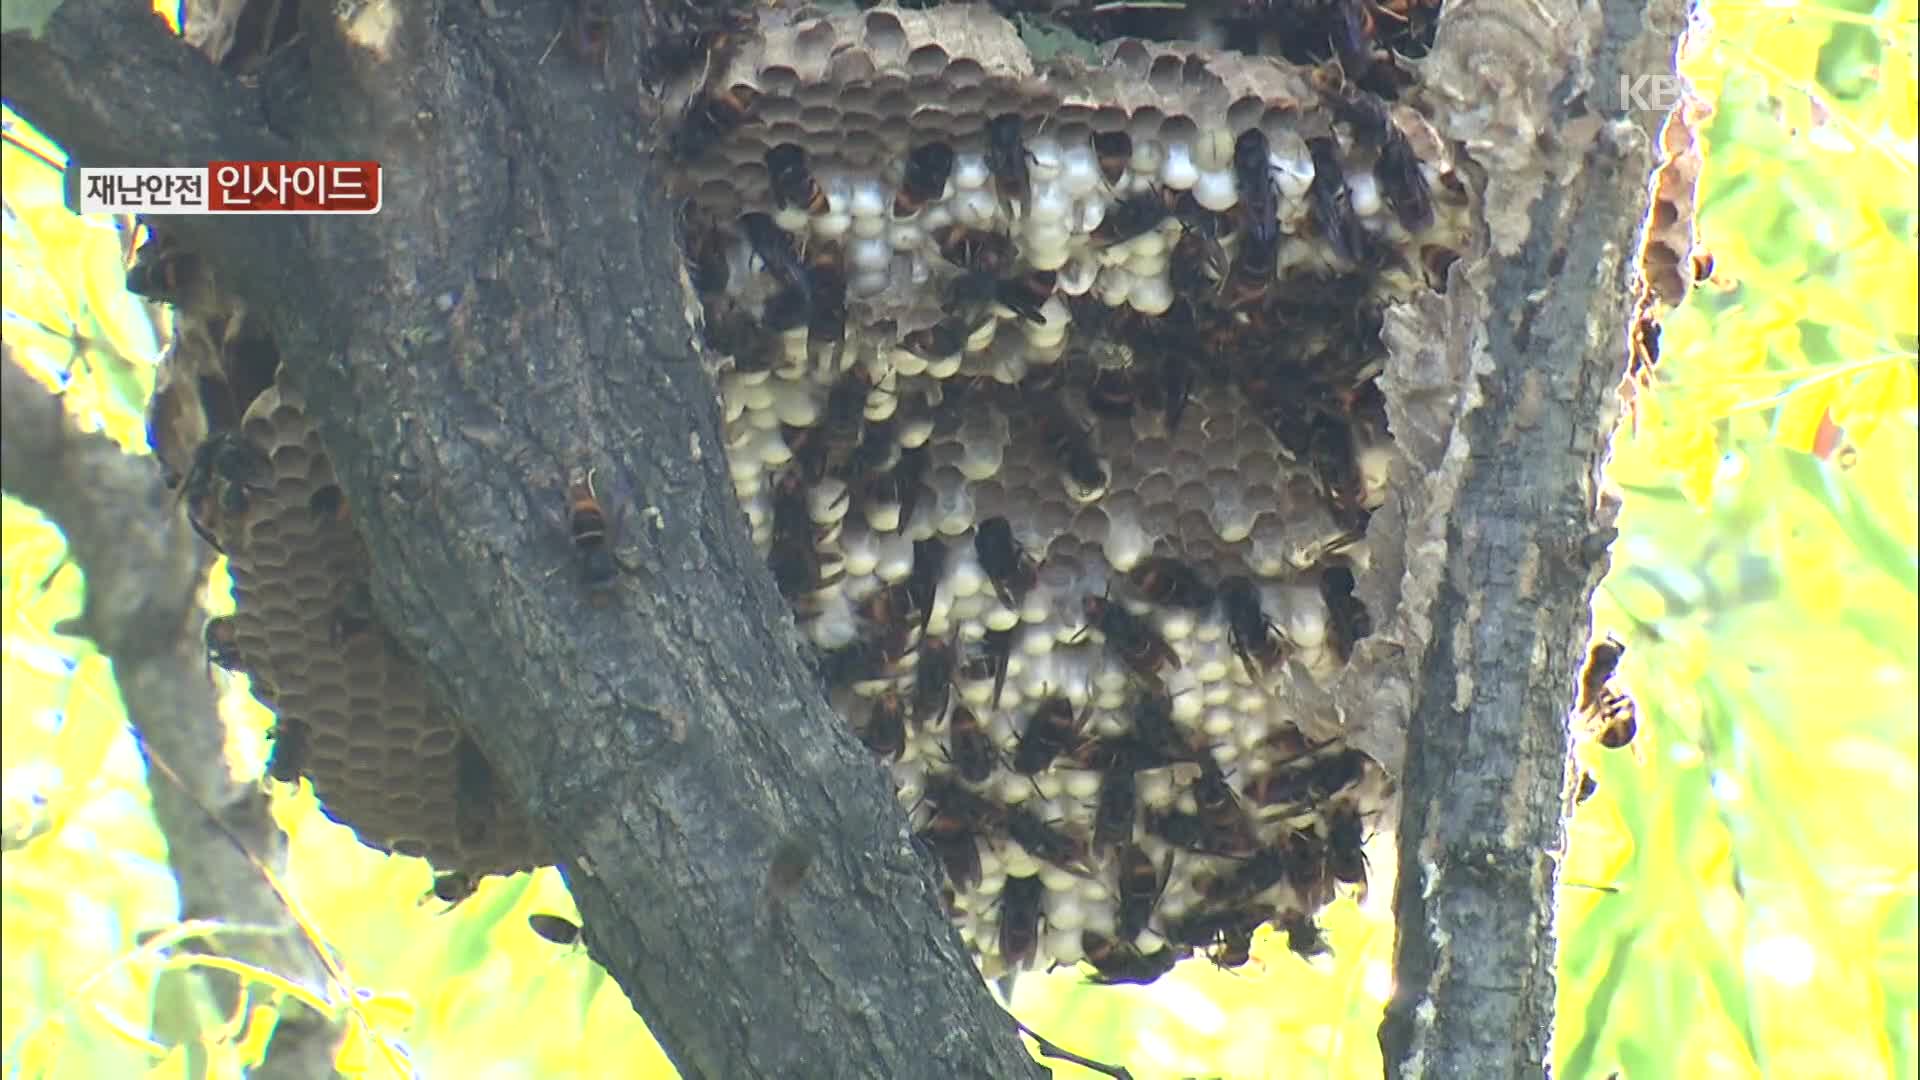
top-left (2, 0), bottom-right (1688, 1076)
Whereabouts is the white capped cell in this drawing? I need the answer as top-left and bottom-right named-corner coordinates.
top-left (1194, 169), bottom-right (1238, 212)
top-left (773, 206), bottom-right (811, 233)
top-left (850, 234), bottom-right (893, 272)
top-left (1027, 135), bottom-right (1063, 179)
top-left (1061, 143), bottom-right (1101, 196)
top-left (1128, 273), bottom-right (1174, 316)
top-left (889, 221), bottom-right (924, 252)
top-left (1059, 253), bottom-right (1099, 296)
top-left (1348, 169), bottom-right (1382, 217)
top-left (1160, 140), bottom-right (1199, 190)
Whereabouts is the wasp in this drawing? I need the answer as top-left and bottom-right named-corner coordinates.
top-left (974, 516), bottom-right (1038, 609)
top-left (931, 224), bottom-right (1018, 277)
top-left (1593, 688), bottom-right (1639, 750)
top-left (946, 703), bottom-right (997, 783)
top-left (765, 143), bottom-right (828, 215)
top-left (1246, 745), bottom-right (1370, 808)
top-left (1319, 564), bottom-right (1372, 663)
top-left (1081, 933), bottom-right (1179, 985)
top-left (1574, 635), bottom-right (1639, 750)
top-left (902, 319), bottom-right (970, 364)
top-left (1209, 925), bottom-right (1256, 970)
top-left (999, 874), bottom-right (1045, 970)
top-left (1091, 131), bottom-right (1132, 188)
top-left (1168, 195), bottom-right (1234, 295)
top-left (739, 211), bottom-right (811, 299)
top-left (919, 824), bottom-right (984, 893)
top-left (1129, 556), bottom-right (1216, 612)
top-left (1146, 808), bottom-right (1257, 858)
top-left (912, 636), bottom-right (956, 730)
top-left (1577, 634), bottom-right (1627, 715)
top-left (427, 871), bottom-right (476, 906)
top-left (791, 363), bottom-right (874, 483)
top-left (984, 113), bottom-right (1031, 214)
top-left (1307, 411), bottom-right (1369, 528)
top-left (1306, 137), bottom-right (1376, 267)
top-left (1084, 366), bottom-right (1140, 421)
top-left (1166, 906), bottom-right (1270, 957)
top-left (1279, 911), bottom-right (1332, 961)
top-left (126, 232), bottom-right (205, 310)
top-left (980, 628), bottom-right (1016, 710)
top-left (265, 718), bottom-right (308, 784)
top-left (1376, 123), bottom-right (1433, 233)
top-left (1006, 808), bottom-right (1086, 870)
top-left (1037, 399), bottom-right (1109, 503)
top-left (529, 913), bottom-right (582, 946)
top-left (859, 582), bottom-right (927, 662)
top-left (1232, 129), bottom-right (1281, 289)
top-left (1218, 576), bottom-right (1285, 682)
top-left (995, 270), bottom-right (1057, 325)
top-left (1200, 844), bottom-right (1295, 908)
top-left (818, 639), bottom-right (885, 689)
top-left (1089, 192), bottom-right (1168, 248)
top-left (843, 416), bottom-right (900, 484)
top-left (1093, 760), bottom-right (1138, 851)
top-left (1128, 686), bottom-right (1194, 763)
top-left (566, 468), bottom-right (624, 601)
top-left (1012, 694), bottom-right (1084, 775)
top-left (1114, 844), bottom-right (1170, 941)
top-left (684, 223), bottom-right (734, 296)
top-left (922, 776), bottom-right (1004, 835)
top-left (906, 537), bottom-right (947, 636)
top-left (1575, 771), bottom-right (1600, 804)
top-left (767, 469), bottom-right (824, 600)
top-left (1081, 594), bottom-right (1180, 679)
top-left (670, 82), bottom-right (759, 161)
top-left (861, 690), bottom-right (907, 761)
top-left (204, 615), bottom-right (243, 672)
top-left (1192, 757), bottom-right (1248, 835)
top-left (806, 260), bottom-right (849, 344)
top-left (179, 432), bottom-right (272, 552)
top-left (1325, 804), bottom-right (1369, 891)
top-left (893, 444), bottom-right (931, 530)
top-left (895, 142), bottom-right (956, 217)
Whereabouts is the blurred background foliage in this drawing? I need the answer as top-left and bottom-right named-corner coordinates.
top-left (2, 1), bottom-right (1914, 1077)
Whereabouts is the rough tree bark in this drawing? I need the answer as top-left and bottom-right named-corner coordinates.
top-left (1377, 1), bottom-right (1690, 1076)
top-left (2, 0), bottom-right (1686, 1077)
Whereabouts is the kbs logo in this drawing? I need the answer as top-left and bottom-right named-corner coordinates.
top-left (1617, 73), bottom-right (1691, 114)
top-left (79, 162), bottom-right (382, 215)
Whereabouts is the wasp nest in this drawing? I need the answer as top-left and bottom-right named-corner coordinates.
top-left (140, 234), bottom-right (545, 883)
top-left (676, 6), bottom-right (1470, 980)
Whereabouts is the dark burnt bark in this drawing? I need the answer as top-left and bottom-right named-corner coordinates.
top-left (3, 0), bottom-right (1686, 1077)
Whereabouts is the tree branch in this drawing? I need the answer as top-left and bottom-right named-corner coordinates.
top-left (1376, 0), bottom-right (1687, 1075)
top-left (9, 3), bottom-right (1044, 1075)
top-left (0, 349), bottom-right (340, 1078)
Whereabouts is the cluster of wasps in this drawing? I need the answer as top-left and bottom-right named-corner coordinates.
top-left (658, 8), bottom-right (1446, 982)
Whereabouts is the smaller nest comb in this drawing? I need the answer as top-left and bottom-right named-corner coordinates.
top-left (138, 231), bottom-right (545, 883)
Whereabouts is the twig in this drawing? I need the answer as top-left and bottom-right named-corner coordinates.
top-left (1011, 1013), bottom-right (1134, 1080)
